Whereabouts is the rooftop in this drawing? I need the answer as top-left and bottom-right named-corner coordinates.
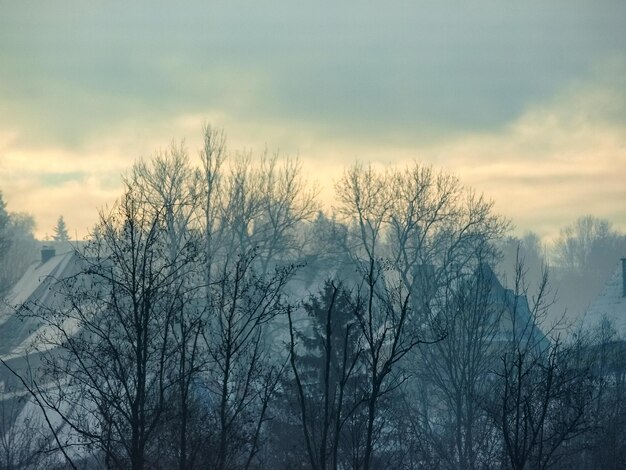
top-left (583, 261), bottom-right (626, 335)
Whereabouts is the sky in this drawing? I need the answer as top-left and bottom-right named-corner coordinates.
top-left (0, 1), bottom-right (625, 241)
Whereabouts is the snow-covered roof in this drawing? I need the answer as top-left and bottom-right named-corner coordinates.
top-left (2, 251), bottom-right (74, 317)
top-left (0, 250), bottom-right (78, 359)
top-left (583, 261), bottom-right (626, 334)
top-left (0, 250), bottom-right (79, 440)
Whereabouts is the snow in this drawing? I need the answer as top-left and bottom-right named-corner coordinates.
top-left (583, 263), bottom-right (626, 334)
top-left (0, 251), bottom-right (78, 360)
top-left (0, 251), bottom-right (74, 326)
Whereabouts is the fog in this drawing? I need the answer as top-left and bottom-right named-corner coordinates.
top-left (1, 2), bottom-right (626, 468)
top-left (0, 133), bottom-right (625, 468)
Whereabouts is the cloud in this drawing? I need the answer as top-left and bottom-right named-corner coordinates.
top-left (1, 0), bottom-right (625, 150)
top-left (2, 61), bottom-right (625, 240)
top-left (423, 61), bottom-right (626, 239)
top-left (0, 2), bottom-right (625, 239)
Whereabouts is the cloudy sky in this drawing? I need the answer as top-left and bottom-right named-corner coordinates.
top-left (1, 1), bottom-right (625, 240)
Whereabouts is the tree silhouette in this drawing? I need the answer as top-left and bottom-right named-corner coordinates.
top-left (0, 192), bottom-right (10, 258)
top-left (52, 215), bottom-right (70, 242)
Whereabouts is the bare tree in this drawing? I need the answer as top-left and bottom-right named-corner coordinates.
top-left (414, 263), bottom-right (505, 469)
top-left (334, 162), bottom-right (506, 470)
top-left (253, 154), bottom-right (318, 274)
top-left (15, 181), bottom-right (201, 470)
top-left (554, 216), bottom-right (616, 274)
top-left (202, 249), bottom-right (293, 470)
top-left (551, 215), bottom-right (626, 320)
top-left (487, 258), bottom-right (592, 470)
top-left (197, 124), bottom-right (227, 299)
top-left (0, 386), bottom-right (58, 470)
top-left (498, 232), bottom-right (547, 297)
top-left (564, 319), bottom-right (626, 470)
top-left (127, 145), bottom-right (208, 470)
top-left (128, 140), bottom-right (200, 260)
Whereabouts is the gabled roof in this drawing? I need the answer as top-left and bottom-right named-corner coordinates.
top-left (0, 251), bottom-right (78, 359)
top-left (584, 261), bottom-right (626, 334)
top-left (479, 263), bottom-right (550, 351)
top-left (0, 249), bottom-right (82, 445)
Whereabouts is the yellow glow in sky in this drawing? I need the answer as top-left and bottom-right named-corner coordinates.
top-left (0, 2), bottom-right (624, 241)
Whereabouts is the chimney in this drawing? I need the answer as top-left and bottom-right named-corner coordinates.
top-left (622, 258), bottom-right (626, 298)
top-left (41, 245), bottom-right (56, 264)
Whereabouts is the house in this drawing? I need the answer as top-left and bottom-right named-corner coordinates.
top-left (0, 244), bottom-right (80, 458)
top-left (0, 246), bottom-right (78, 359)
top-left (475, 263), bottom-right (549, 352)
top-left (583, 258), bottom-right (626, 335)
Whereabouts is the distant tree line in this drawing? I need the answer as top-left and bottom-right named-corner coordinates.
top-left (498, 216), bottom-right (626, 325)
top-left (0, 192), bottom-right (39, 297)
top-left (1, 127), bottom-right (625, 469)
top-left (52, 215), bottom-right (70, 242)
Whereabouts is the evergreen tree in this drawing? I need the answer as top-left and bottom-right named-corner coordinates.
top-left (53, 215), bottom-right (70, 242)
top-left (0, 192), bottom-right (10, 256)
top-left (0, 192), bottom-right (11, 296)
top-left (268, 280), bottom-right (367, 469)
top-left (0, 193), bottom-right (38, 296)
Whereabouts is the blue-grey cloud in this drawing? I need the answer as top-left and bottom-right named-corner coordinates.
top-left (1, 1), bottom-right (625, 240)
top-left (1, 0), bottom-right (625, 149)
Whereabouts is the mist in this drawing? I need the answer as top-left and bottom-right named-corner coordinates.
top-left (0, 129), bottom-right (625, 468)
top-left (1, 2), bottom-right (626, 468)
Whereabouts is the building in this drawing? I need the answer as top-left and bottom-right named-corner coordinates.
top-left (583, 258), bottom-right (626, 335)
top-left (0, 244), bottom-right (80, 464)
top-left (477, 263), bottom-right (549, 352)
